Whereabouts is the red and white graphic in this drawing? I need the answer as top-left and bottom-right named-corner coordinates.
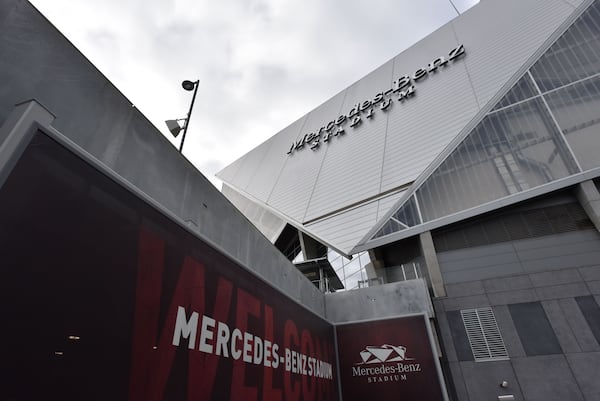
top-left (358, 345), bottom-right (414, 364)
top-left (336, 315), bottom-right (449, 401)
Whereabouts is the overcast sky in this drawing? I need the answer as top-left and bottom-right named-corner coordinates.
top-left (29, 0), bottom-right (478, 188)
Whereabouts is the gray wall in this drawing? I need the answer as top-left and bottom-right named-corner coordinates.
top-left (0, 0), bottom-right (325, 315)
top-left (438, 230), bottom-right (600, 284)
top-left (434, 230), bottom-right (600, 401)
top-left (324, 279), bottom-right (433, 323)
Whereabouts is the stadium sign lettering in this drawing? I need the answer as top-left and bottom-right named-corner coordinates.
top-left (286, 44), bottom-right (465, 155)
top-left (172, 306), bottom-right (334, 379)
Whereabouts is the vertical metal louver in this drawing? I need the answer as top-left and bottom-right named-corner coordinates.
top-left (460, 307), bottom-right (509, 362)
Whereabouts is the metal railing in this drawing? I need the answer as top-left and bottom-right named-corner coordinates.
top-left (358, 262), bottom-right (422, 288)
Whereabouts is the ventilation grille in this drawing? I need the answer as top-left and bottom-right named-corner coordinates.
top-left (461, 307), bottom-right (509, 362)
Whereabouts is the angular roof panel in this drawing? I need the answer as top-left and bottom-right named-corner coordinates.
top-left (218, 0), bottom-right (588, 255)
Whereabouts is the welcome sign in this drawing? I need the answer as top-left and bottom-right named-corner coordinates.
top-left (129, 226), bottom-right (337, 401)
top-left (0, 131), bottom-right (338, 401)
top-left (0, 130), bottom-right (448, 401)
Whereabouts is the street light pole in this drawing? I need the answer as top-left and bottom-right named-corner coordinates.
top-left (179, 79), bottom-right (199, 153)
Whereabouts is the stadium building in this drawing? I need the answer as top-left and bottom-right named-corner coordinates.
top-left (1, 0), bottom-right (600, 400)
top-left (218, 0), bottom-right (600, 399)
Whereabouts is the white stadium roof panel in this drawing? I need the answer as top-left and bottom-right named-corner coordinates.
top-left (218, 0), bottom-right (589, 255)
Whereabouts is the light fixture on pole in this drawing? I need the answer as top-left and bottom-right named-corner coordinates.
top-left (165, 79), bottom-right (199, 153)
top-left (165, 118), bottom-right (187, 137)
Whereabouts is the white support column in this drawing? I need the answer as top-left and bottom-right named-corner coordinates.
top-left (419, 231), bottom-right (446, 298)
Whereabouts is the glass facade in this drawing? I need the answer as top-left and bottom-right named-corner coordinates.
top-left (372, 0), bottom-right (600, 241)
top-left (529, 2), bottom-right (600, 93)
top-left (490, 74), bottom-right (538, 112)
top-left (417, 96), bottom-right (579, 222)
top-left (545, 75), bottom-right (600, 170)
top-left (328, 249), bottom-right (369, 290)
top-left (374, 196), bottom-right (421, 238)
top-left (288, 235), bottom-right (369, 291)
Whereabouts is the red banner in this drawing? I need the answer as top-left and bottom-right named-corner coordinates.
top-left (335, 315), bottom-right (448, 401)
top-left (128, 225), bottom-right (337, 401)
top-left (0, 132), bottom-right (337, 401)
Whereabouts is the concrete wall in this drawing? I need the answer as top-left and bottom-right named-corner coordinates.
top-left (434, 230), bottom-right (600, 401)
top-left (0, 0), bottom-right (325, 315)
top-left (324, 279), bottom-right (434, 323)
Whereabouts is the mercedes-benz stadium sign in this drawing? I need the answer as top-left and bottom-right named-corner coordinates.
top-left (336, 315), bottom-right (449, 401)
top-left (286, 44), bottom-right (466, 155)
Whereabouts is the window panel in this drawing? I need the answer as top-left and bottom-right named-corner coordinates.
top-left (373, 195), bottom-right (422, 239)
top-left (417, 98), bottom-right (578, 222)
top-left (327, 250), bottom-right (370, 291)
top-left (530, 1), bottom-right (600, 91)
top-left (391, 196), bottom-right (421, 227)
top-left (343, 257), bottom-right (362, 278)
top-left (509, 302), bottom-right (562, 356)
top-left (491, 74), bottom-right (539, 111)
top-left (359, 252), bottom-right (371, 268)
top-left (345, 267), bottom-right (366, 290)
top-left (575, 296), bottom-right (600, 344)
top-left (544, 75), bottom-right (600, 170)
top-left (330, 255), bottom-right (343, 272)
top-left (373, 218), bottom-right (406, 239)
